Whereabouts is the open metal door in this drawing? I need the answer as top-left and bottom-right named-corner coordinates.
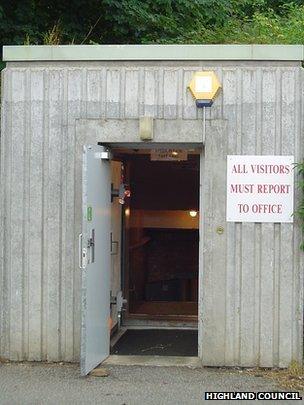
top-left (80, 144), bottom-right (111, 376)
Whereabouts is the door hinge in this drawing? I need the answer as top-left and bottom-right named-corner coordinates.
top-left (110, 291), bottom-right (127, 311)
top-left (111, 232), bottom-right (119, 255)
top-left (94, 150), bottom-right (111, 160)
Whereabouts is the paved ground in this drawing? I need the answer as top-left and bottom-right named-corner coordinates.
top-left (0, 362), bottom-right (302, 405)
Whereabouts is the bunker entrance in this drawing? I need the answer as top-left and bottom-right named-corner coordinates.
top-left (81, 145), bottom-right (200, 375)
top-left (113, 148), bottom-right (200, 325)
top-left (111, 147), bottom-right (200, 357)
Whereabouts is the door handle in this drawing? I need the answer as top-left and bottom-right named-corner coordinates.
top-left (87, 229), bottom-right (95, 264)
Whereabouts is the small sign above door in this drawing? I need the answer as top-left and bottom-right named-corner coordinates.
top-left (150, 149), bottom-right (188, 161)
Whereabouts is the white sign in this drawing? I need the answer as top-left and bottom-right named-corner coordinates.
top-left (227, 155), bottom-right (294, 223)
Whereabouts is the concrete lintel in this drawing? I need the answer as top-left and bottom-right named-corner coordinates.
top-left (3, 44), bottom-right (304, 62)
top-left (76, 118), bottom-right (205, 146)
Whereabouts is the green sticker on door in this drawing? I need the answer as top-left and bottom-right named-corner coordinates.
top-left (87, 206), bottom-right (93, 221)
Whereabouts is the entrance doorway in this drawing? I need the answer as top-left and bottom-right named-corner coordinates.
top-left (111, 147), bottom-right (200, 359)
top-left (80, 144), bottom-right (201, 375)
top-left (113, 148), bottom-right (199, 324)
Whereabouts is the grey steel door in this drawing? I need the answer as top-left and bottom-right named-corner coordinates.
top-left (80, 145), bottom-right (111, 376)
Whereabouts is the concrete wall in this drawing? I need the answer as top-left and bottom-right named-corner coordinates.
top-left (0, 60), bottom-right (303, 366)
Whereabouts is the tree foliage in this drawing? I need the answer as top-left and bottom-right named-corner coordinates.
top-left (1, 0), bottom-right (304, 48)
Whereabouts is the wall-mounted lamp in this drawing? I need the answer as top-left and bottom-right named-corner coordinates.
top-left (189, 210), bottom-right (198, 218)
top-left (187, 71), bottom-right (221, 108)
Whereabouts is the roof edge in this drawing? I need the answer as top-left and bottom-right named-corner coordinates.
top-left (3, 44), bottom-right (304, 62)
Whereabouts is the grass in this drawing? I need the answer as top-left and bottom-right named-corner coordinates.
top-left (246, 361), bottom-right (304, 392)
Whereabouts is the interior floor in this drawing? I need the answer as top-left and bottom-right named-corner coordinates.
top-left (111, 329), bottom-right (198, 356)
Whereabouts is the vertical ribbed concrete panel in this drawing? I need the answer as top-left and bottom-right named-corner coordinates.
top-left (0, 62), bottom-right (303, 365)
